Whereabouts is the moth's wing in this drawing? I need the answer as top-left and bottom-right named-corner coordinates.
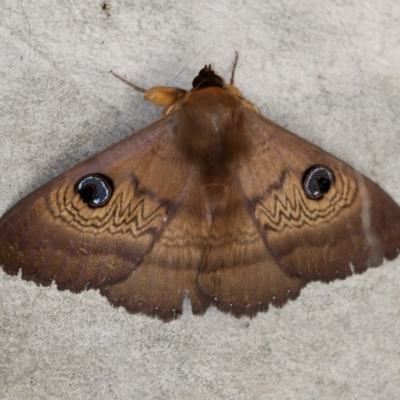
top-left (0, 115), bottom-right (203, 306)
top-left (196, 182), bottom-right (305, 317)
top-left (100, 177), bottom-right (212, 321)
top-left (197, 109), bottom-right (400, 318)
top-left (238, 110), bottom-right (400, 282)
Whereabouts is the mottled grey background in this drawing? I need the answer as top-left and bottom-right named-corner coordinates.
top-left (1, 1), bottom-right (399, 399)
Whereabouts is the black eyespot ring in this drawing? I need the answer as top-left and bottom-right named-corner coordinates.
top-left (302, 165), bottom-right (335, 199)
top-left (75, 174), bottom-right (113, 207)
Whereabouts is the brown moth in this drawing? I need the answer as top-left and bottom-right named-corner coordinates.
top-left (0, 59), bottom-right (399, 322)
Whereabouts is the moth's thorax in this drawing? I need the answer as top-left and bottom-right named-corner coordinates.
top-left (175, 87), bottom-right (249, 183)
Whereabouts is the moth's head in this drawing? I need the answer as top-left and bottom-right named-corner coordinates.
top-left (144, 64), bottom-right (259, 115)
top-left (191, 65), bottom-right (224, 90)
top-left (189, 64), bottom-right (259, 113)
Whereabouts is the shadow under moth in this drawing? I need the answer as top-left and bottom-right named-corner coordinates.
top-left (0, 59), bottom-right (399, 322)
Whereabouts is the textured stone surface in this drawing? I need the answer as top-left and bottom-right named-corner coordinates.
top-left (1, 1), bottom-right (399, 399)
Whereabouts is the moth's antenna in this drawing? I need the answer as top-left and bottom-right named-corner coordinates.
top-left (230, 52), bottom-right (239, 85)
top-left (109, 70), bottom-right (146, 93)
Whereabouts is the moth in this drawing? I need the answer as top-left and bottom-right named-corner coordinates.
top-left (0, 59), bottom-right (399, 322)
